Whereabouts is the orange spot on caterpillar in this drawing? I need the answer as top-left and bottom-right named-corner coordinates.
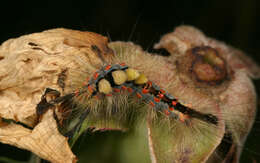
top-left (93, 72), bottom-right (99, 80)
top-left (113, 88), bottom-right (121, 93)
top-left (158, 93), bottom-right (164, 98)
top-left (164, 110), bottom-right (170, 116)
top-left (142, 88), bottom-right (149, 94)
top-left (149, 101), bottom-right (155, 107)
top-left (136, 92), bottom-right (142, 98)
top-left (154, 97), bottom-right (160, 102)
top-left (169, 107), bottom-right (174, 111)
top-left (147, 81), bottom-right (152, 87)
top-left (172, 101), bottom-right (177, 106)
top-left (142, 81), bottom-right (152, 94)
top-left (105, 65), bottom-right (111, 70)
top-left (159, 89), bottom-right (166, 94)
top-left (120, 63), bottom-right (126, 66)
top-left (88, 85), bottom-right (93, 93)
top-left (127, 87), bottom-right (133, 93)
top-left (121, 85), bottom-right (127, 90)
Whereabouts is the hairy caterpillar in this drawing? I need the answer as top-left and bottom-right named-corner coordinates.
top-left (37, 62), bottom-right (218, 125)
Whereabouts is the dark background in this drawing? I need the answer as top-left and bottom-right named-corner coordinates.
top-left (0, 0), bottom-right (259, 162)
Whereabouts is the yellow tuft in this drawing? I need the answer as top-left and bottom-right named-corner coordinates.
top-left (125, 68), bottom-right (140, 81)
top-left (112, 70), bottom-right (127, 85)
top-left (98, 79), bottom-right (112, 94)
top-left (134, 73), bottom-right (148, 84)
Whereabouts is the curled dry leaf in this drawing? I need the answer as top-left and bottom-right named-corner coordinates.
top-left (0, 28), bottom-right (113, 163)
top-left (0, 109), bottom-right (76, 163)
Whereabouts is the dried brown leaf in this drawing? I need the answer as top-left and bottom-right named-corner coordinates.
top-left (0, 28), bottom-right (113, 163)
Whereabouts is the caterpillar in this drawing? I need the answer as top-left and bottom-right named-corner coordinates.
top-left (35, 41), bottom-right (229, 163)
top-left (36, 63), bottom-right (219, 132)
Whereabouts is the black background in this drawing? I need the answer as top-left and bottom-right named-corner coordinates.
top-left (0, 0), bottom-right (259, 162)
